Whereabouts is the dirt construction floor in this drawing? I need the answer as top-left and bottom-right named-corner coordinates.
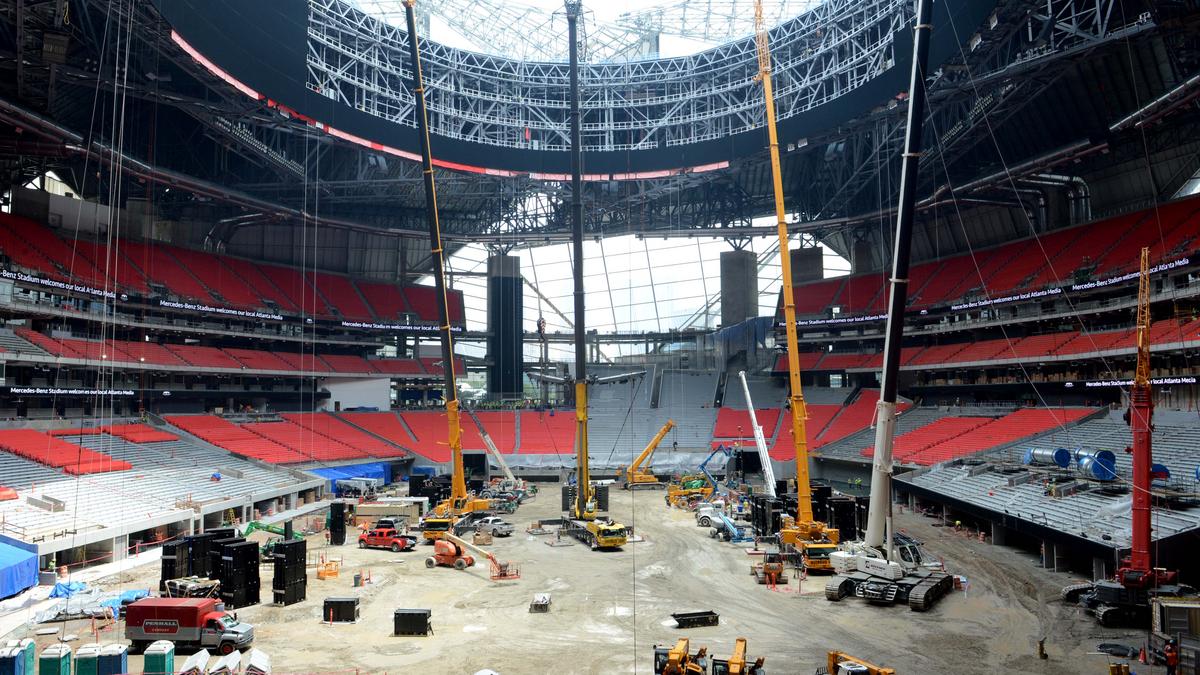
top-left (6, 486), bottom-right (1171, 674)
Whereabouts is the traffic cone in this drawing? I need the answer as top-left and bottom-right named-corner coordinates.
top-left (1137, 645), bottom-right (1147, 664)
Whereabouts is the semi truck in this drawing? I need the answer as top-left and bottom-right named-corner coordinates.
top-left (125, 598), bottom-right (254, 655)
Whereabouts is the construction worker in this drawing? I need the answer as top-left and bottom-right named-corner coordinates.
top-left (1164, 638), bottom-right (1179, 675)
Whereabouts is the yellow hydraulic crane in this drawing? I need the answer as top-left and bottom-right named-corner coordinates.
top-left (622, 419), bottom-right (675, 489)
top-left (402, 0), bottom-right (489, 542)
top-left (752, 0), bottom-right (837, 549)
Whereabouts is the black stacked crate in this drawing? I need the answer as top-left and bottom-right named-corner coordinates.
top-left (272, 539), bottom-right (307, 606)
top-left (826, 496), bottom-right (859, 541)
top-left (329, 502), bottom-right (347, 546)
top-left (393, 609), bottom-right (431, 636)
top-left (159, 540), bottom-right (189, 592)
top-left (218, 540), bottom-right (260, 609)
top-left (183, 532), bottom-right (218, 578)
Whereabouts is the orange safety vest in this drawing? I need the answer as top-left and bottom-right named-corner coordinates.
top-left (1165, 645), bottom-right (1179, 666)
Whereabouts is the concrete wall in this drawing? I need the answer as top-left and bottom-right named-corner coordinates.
top-left (319, 377), bottom-right (391, 411)
top-left (719, 249), bottom-right (757, 327)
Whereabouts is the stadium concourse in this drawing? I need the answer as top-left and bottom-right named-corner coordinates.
top-left (0, 0), bottom-right (1199, 672)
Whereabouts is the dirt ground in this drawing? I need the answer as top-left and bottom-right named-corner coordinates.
top-left (7, 486), bottom-right (1167, 674)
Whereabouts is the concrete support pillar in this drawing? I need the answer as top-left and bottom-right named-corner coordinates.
top-left (719, 249), bottom-right (757, 327)
top-left (990, 522), bottom-right (1006, 546)
top-left (850, 238), bottom-right (874, 275)
top-left (287, 493), bottom-right (297, 511)
top-left (487, 255), bottom-right (523, 396)
top-left (789, 247), bottom-right (823, 283)
top-left (1092, 557), bottom-right (1107, 581)
top-left (112, 535), bottom-right (128, 562)
top-left (1042, 540), bottom-right (1054, 569)
top-left (907, 493), bottom-right (916, 510)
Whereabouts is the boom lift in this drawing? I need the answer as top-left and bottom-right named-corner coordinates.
top-left (401, 0), bottom-right (490, 543)
top-left (424, 531), bottom-right (519, 580)
top-left (466, 409), bottom-right (528, 499)
top-left (751, 0), bottom-right (838, 566)
top-left (1062, 248), bottom-right (1193, 625)
top-left (816, 652), bottom-right (895, 675)
top-left (821, 0), bottom-right (952, 611)
top-left (621, 419), bottom-right (675, 489)
top-left (736, 371), bottom-right (776, 498)
top-left (558, 0), bottom-right (628, 551)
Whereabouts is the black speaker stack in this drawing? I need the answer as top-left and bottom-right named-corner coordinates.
top-left (329, 502), bottom-right (347, 546)
top-left (393, 608), bottom-right (431, 636)
top-left (217, 540), bottom-right (260, 609)
top-left (183, 532), bottom-right (219, 578)
top-left (272, 539), bottom-right (307, 606)
top-left (159, 541), bottom-right (189, 592)
top-left (749, 495), bottom-right (784, 537)
top-left (323, 597), bottom-right (359, 623)
top-left (826, 495), bottom-right (859, 541)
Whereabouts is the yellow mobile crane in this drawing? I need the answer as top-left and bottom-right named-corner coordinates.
top-left (559, 0), bottom-right (627, 550)
top-left (401, 0), bottom-right (490, 543)
top-left (621, 419), bottom-right (675, 489)
top-left (751, 0), bottom-right (838, 562)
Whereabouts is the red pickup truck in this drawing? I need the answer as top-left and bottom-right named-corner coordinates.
top-left (357, 527), bottom-right (415, 552)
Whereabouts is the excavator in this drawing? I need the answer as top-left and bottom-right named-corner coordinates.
top-left (424, 531), bottom-right (519, 580)
top-left (750, 0), bottom-right (839, 573)
top-left (241, 521), bottom-right (303, 556)
top-left (815, 652), bottom-right (895, 675)
top-left (401, 0), bottom-right (491, 544)
top-left (1061, 248), bottom-right (1193, 625)
top-left (620, 419), bottom-right (675, 489)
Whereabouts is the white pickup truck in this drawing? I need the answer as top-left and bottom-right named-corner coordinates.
top-left (475, 516), bottom-right (514, 537)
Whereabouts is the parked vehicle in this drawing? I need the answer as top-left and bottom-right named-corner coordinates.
top-left (475, 516), bottom-right (514, 537)
top-left (125, 598), bottom-right (253, 655)
top-left (358, 527), bottom-right (416, 552)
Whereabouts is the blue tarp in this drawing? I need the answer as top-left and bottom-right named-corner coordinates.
top-left (310, 461), bottom-right (392, 492)
top-left (0, 541), bottom-right (37, 600)
top-left (49, 581), bottom-right (87, 598)
top-left (99, 589), bottom-right (151, 615)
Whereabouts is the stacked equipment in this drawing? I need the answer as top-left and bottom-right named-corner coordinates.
top-left (329, 503), bottom-right (347, 546)
top-left (215, 539), bottom-right (259, 609)
top-left (272, 539), bottom-right (307, 606)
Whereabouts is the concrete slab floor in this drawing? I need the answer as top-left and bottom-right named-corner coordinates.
top-left (3, 486), bottom-right (1167, 674)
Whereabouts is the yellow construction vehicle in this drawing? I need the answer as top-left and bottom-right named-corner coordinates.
top-left (711, 638), bottom-right (766, 674)
top-left (816, 651), bottom-right (895, 675)
top-left (653, 639), bottom-right (708, 674)
top-left (556, 1), bottom-right (627, 551)
top-left (621, 419), bottom-right (675, 489)
top-left (400, 0), bottom-right (491, 544)
top-left (752, 0), bottom-right (839, 563)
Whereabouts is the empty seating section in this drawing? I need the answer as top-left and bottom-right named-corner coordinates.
top-left (103, 424), bottom-right (179, 443)
top-left (369, 359), bottom-right (425, 375)
top-left (518, 411), bottom-right (576, 455)
top-left (272, 351), bottom-right (332, 373)
top-left (221, 348), bottom-right (294, 371)
top-left (167, 246), bottom-right (264, 308)
top-left (356, 281), bottom-right (410, 319)
top-left (399, 412), bottom-right (487, 461)
top-left (420, 357), bottom-right (467, 376)
top-left (783, 194), bottom-right (1200, 315)
top-left (282, 413), bottom-right (406, 458)
top-left (403, 285), bottom-right (466, 323)
top-left (713, 408), bottom-right (781, 438)
top-left (319, 354), bottom-right (375, 373)
top-left (768, 406), bottom-right (840, 460)
top-left (166, 344), bottom-right (244, 369)
top-left (818, 391), bottom-right (904, 448)
top-left (949, 338), bottom-right (1009, 363)
top-left (906, 343), bottom-right (966, 366)
top-left (0, 214), bottom-right (72, 279)
top-left (259, 265), bottom-right (334, 318)
top-left (165, 415), bottom-right (305, 463)
top-left (994, 332), bottom-right (1073, 360)
top-left (836, 273), bottom-right (884, 313)
top-left (119, 240), bottom-right (213, 301)
top-left (862, 417), bottom-right (990, 462)
top-left (725, 376), bottom-right (785, 409)
top-left (864, 407), bottom-right (1096, 466)
top-left (790, 278), bottom-right (844, 316)
top-left (13, 329), bottom-right (82, 358)
top-left (241, 420), bottom-right (362, 462)
top-left (220, 257), bottom-right (301, 312)
top-left (310, 271), bottom-right (374, 320)
top-left (71, 240), bottom-right (151, 293)
top-left (338, 412), bottom-right (417, 453)
top-left (814, 353), bottom-right (871, 371)
top-left (3, 214), bottom-right (108, 286)
top-left (0, 429), bottom-right (131, 474)
top-left (473, 412), bottom-right (517, 453)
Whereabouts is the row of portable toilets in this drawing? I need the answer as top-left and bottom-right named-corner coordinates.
top-left (1024, 447), bottom-right (1174, 482)
top-left (0, 640), bottom-right (270, 675)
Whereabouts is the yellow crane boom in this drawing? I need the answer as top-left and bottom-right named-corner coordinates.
top-left (624, 419), bottom-right (675, 486)
top-left (753, 0), bottom-right (834, 543)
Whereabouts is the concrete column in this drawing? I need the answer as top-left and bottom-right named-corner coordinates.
top-left (1092, 557), bottom-right (1107, 581)
top-left (1042, 540), bottom-right (1054, 569)
top-left (990, 522), bottom-right (1006, 546)
top-left (850, 238), bottom-right (874, 275)
top-left (487, 254), bottom-right (523, 396)
top-left (112, 535), bottom-right (128, 562)
top-left (789, 247), bottom-right (823, 283)
top-left (719, 249), bottom-right (757, 327)
top-left (288, 493), bottom-right (297, 511)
